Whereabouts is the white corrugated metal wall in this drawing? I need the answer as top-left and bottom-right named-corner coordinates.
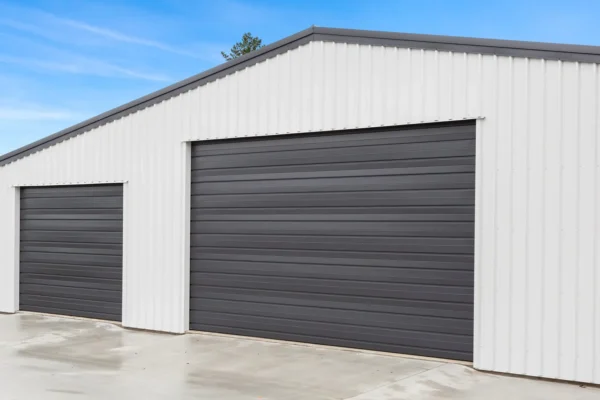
top-left (0, 40), bottom-right (598, 384)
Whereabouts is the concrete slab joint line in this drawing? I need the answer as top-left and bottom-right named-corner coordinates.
top-left (343, 363), bottom-right (446, 400)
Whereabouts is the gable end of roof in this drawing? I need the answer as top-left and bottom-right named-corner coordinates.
top-left (2, 26), bottom-right (600, 167)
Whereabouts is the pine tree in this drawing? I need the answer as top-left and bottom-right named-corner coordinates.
top-left (221, 33), bottom-right (264, 61)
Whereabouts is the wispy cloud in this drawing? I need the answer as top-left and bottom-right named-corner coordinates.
top-left (54, 16), bottom-right (202, 58)
top-left (0, 15), bottom-right (225, 64)
top-left (0, 14), bottom-right (223, 63)
top-left (0, 54), bottom-right (171, 82)
top-left (0, 8), bottom-right (202, 59)
top-left (103, 64), bottom-right (172, 82)
top-left (0, 106), bottom-right (81, 121)
top-left (0, 18), bottom-right (49, 37)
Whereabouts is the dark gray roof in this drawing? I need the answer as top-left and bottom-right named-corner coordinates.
top-left (3, 26), bottom-right (600, 167)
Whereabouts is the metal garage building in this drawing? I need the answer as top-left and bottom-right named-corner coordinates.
top-left (0, 27), bottom-right (599, 384)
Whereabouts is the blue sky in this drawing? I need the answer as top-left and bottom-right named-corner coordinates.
top-left (1, 0), bottom-right (599, 155)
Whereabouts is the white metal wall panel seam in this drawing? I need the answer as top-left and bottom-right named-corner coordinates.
top-left (524, 58), bottom-right (545, 376)
top-left (577, 61), bottom-right (597, 383)
top-left (181, 142), bottom-right (192, 332)
top-left (473, 118), bottom-right (484, 369)
top-left (122, 182), bottom-right (130, 325)
top-left (595, 62), bottom-right (600, 384)
top-left (561, 61), bottom-right (578, 381)
top-left (11, 187), bottom-right (19, 312)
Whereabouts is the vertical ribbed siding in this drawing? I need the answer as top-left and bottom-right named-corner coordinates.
top-left (471, 56), bottom-right (600, 384)
top-left (0, 40), bottom-right (598, 384)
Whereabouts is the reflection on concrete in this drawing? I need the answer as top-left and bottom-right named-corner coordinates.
top-left (16, 313), bottom-right (124, 371)
top-left (181, 333), bottom-right (438, 399)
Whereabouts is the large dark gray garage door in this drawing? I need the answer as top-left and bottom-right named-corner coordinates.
top-left (20, 184), bottom-right (123, 321)
top-left (190, 122), bottom-right (475, 361)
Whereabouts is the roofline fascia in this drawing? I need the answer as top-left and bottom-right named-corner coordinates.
top-left (313, 27), bottom-right (600, 63)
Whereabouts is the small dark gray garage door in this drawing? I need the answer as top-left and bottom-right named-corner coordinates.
top-left (20, 184), bottom-right (123, 321)
top-left (190, 122), bottom-right (475, 361)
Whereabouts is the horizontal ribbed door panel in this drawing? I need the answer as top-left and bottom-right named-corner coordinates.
top-left (19, 184), bottom-right (123, 321)
top-left (190, 122), bottom-right (475, 361)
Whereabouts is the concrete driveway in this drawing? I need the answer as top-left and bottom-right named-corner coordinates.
top-left (0, 313), bottom-right (597, 400)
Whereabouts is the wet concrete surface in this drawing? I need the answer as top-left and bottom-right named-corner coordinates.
top-left (0, 313), bottom-right (598, 399)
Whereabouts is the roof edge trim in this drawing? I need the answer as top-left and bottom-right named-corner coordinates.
top-left (315, 27), bottom-right (600, 56)
top-left (314, 28), bottom-right (600, 63)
